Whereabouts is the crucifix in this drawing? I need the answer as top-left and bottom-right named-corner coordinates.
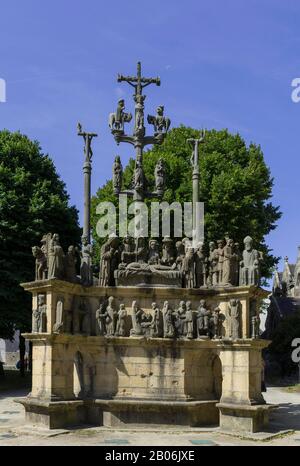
top-left (77, 122), bottom-right (98, 244)
top-left (109, 62), bottom-right (170, 201)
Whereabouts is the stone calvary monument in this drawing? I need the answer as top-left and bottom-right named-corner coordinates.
top-left (18, 63), bottom-right (274, 433)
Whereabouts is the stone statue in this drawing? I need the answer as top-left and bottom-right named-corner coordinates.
top-left (48, 233), bottom-right (65, 279)
top-left (115, 304), bottom-right (127, 337)
top-left (183, 247), bottom-right (195, 289)
top-left (130, 300), bottom-right (144, 336)
top-left (154, 158), bottom-right (166, 195)
top-left (53, 298), bottom-right (64, 334)
top-left (112, 155), bottom-right (123, 194)
top-left (197, 299), bottom-right (211, 338)
top-left (65, 245), bottom-right (78, 283)
top-left (185, 301), bottom-right (194, 339)
top-left (133, 159), bottom-right (145, 193)
top-left (134, 94), bottom-right (146, 132)
top-left (109, 98), bottom-right (132, 132)
top-left (161, 236), bottom-right (175, 267)
top-left (195, 243), bottom-right (206, 288)
top-left (216, 239), bottom-right (225, 285)
top-left (32, 246), bottom-right (47, 281)
top-left (222, 238), bottom-right (239, 286)
top-left (80, 237), bottom-right (93, 286)
top-left (173, 241), bottom-right (185, 273)
top-left (32, 294), bottom-right (47, 333)
top-left (135, 237), bottom-right (148, 263)
top-left (211, 306), bottom-right (222, 339)
top-left (120, 236), bottom-right (136, 265)
top-left (207, 241), bottom-right (218, 286)
top-left (162, 301), bottom-right (175, 338)
top-left (147, 106), bottom-right (170, 134)
top-left (174, 301), bottom-right (187, 338)
top-left (150, 302), bottom-right (161, 338)
top-left (106, 296), bottom-right (117, 336)
top-left (240, 236), bottom-right (262, 286)
top-left (95, 300), bottom-right (107, 336)
top-left (228, 299), bottom-right (241, 340)
top-left (148, 239), bottom-right (160, 265)
top-left (99, 236), bottom-right (120, 286)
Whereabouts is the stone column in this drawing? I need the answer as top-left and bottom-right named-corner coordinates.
top-left (83, 157), bottom-right (91, 244)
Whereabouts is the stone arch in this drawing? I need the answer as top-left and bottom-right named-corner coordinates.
top-left (73, 351), bottom-right (84, 398)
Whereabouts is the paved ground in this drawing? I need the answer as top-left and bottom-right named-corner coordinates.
top-left (0, 387), bottom-right (299, 446)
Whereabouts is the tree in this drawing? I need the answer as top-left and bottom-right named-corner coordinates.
top-left (0, 130), bottom-right (81, 340)
top-left (91, 126), bottom-right (281, 280)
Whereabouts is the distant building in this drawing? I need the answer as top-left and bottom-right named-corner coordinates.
top-left (264, 248), bottom-right (300, 339)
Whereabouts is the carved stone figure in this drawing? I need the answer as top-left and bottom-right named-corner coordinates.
top-left (162, 301), bottom-right (175, 338)
top-left (197, 299), bottom-right (211, 338)
top-left (80, 237), bottom-right (93, 286)
top-left (134, 159), bottom-right (145, 193)
top-left (240, 236), bottom-right (262, 286)
top-left (32, 246), bottom-right (47, 281)
top-left (95, 300), bottom-right (107, 336)
top-left (228, 299), bottom-right (241, 340)
top-left (135, 237), bottom-right (148, 263)
top-left (174, 301), bottom-right (187, 337)
top-left (109, 98), bottom-right (132, 132)
top-left (130, 300), bottom-right (144, 336)
top-left (154, 158), bottom-right (166, 195)
top-left (32, 294), bottom-right (47, 333)
top-left (134, 94), bottom-right (146, 132)
top-left (48, 233), bottom-right (65, 279)
top-left (195, 243), bottom-right (206, 288)
top-left (65, 245), bottom-right (78, 283)
top-left (216, 239), bottom-right (225, 285)
top-left (147, 106), bottom-right (170, 134)
top-left (173, 241), bottom-right (185, 273)
top-left (150, 302), bottom-right (161, 338)
top-left (53, 298), bottom-right (64, 334)
top-left (106, 296), bottom-right (117, 336)
top-left (115, 304), bottom-right (127, 337)
top-left (207, 241), bottom-right (218, 286)
top-left (120, 236), bottom-right (136, 265)
top-left (99, 236), bottom-right (120, 286)
top-left (161, 237), bottom-right (175, 267)
top-left (211, 306), bottom-right (222, 339)
top-left (222, 238), bottom-right (238, 286)
top-left (112, 155), bottom-right (123, 194)
top-left (185, 301), bottom-right (194, 339)
top-left (148, 239), bottom-right (160, 265)
top-left (183, 247), bottom-right (195, 288)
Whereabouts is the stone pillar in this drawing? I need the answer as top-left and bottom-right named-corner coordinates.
top-left (217, 340), bottom-right (274, 433)
top-left (83, 159), bottom-right (91, 244)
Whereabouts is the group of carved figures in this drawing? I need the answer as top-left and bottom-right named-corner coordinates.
top-left (32, 233), bottom-right (93, 286)
top-left (99, 234), bottom-right (263, 288)
top-left (32, 295), bottom-right (260, 340)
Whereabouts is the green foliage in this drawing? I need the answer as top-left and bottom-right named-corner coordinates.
top-left (91, 126), bottom-right (281, 278)
top-left (0, 130), bottom-right (81, 339)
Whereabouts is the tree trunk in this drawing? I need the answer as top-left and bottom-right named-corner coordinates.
top-left (19, 334), bottom-right (25, 378)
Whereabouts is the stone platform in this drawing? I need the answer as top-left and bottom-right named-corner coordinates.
top-left (18, 279), bottom-right (274, 432)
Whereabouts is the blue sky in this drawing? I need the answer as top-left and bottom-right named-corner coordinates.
top-left (0, 0), bottom-right (300, 271)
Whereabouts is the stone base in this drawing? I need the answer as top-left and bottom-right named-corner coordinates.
top-left (16, 397), bottom-right (219, 429)
top-left (217, 402), bottom-right (276, 433)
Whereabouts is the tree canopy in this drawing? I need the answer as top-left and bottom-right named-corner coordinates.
top-left (0, 130), bottom-right (81, 339)
top-left (91, 126), bottom-right (281, 281)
